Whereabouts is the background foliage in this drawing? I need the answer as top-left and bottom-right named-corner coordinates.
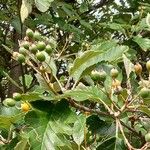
top-left (0, 0), bottom-right (150, 149)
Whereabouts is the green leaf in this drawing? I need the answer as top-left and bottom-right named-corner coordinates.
top-left (139, 106), bottom-right (150, 117)
top-left (79, 2), bottom-right (88, 13)
top-left (20, 74), bottom-right (33, 88)
top-left (14, 136), bottom-right (29, 150)
top-left (133, 36), bottom-right (150, 51)
top-left (70, 46), bottom-right (128, 82)
top-left (11, 17), bottom-right (22, 33)
top-left (20, 0), bottom-right (33, 23)
top-left (21, 92), bottom-right (55, 102)
top-left (108, 23), bottom-right (126, 34)
top-left (80, 20), bottom-right (92, 29)
top-left (73, 114), bottom-right (86, 146)
top-left (63, 86), bottom-right (111, 104)
top-left (25, 101), bottom-right (77, 149)
top-left (96, 137), bottom-right (126, 150)
top-left (35, 73), bottom-right (50, 92)
top-left (35, 0), bottom-right (54, 12)
top-left (0, 113), bottom-right (24, 130)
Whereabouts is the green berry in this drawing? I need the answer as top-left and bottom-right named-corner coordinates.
top-left (34, 31), bottom-right (41, 41)
top-left (146, 60), bottom-right (150, 72)
top-left (140, 88), bottom-right (150, 98)
top-left (99, 70), bottom-right (107, 81)
top-left (13, 93), bottom-right (22, 101)
top-left (110, 68), bottom-right (119, 78)
top-left (17, 54), bottom-right (25, 63)
top-left (22, 41), bottom-right (30, 49)
top-left (91, 70), bottom-right (107, 81)
top-left (145, 133), bottom-right (150, 142)
top-left (37, 41), bottom-right (46, 51)
top-left (4, 98), bottom-right (16, 107)
top-left (45, 44), bottom-right (52, 54)
top-left (29, 44), bottom-right (37, 54)
top-left (26, 28), bottom-right (34, 39)
top-left (36, 52), bottom-right (46, 62)
top-left (19, 47), bottom-right (27, 55)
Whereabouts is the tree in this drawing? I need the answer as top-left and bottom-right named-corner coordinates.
top-left (0, 0), bottom-right (150, 149)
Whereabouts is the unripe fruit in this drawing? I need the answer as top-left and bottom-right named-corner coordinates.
top-left (140, 88), bottom-right (150, 98)
top-left (34, 31), bottom-right (41, 41)
top-left (21, 103), bottom-right (30, 112)
top-left (99, 70), bottom-right (107, 81)
top-left (134, 63), bottom-right (142, 75)
top-left (29, 44), bottom-right (37, 54)
top-left (4, 98), bottom-right (16, 107)
top-left (145, 133), bottom-right (150, 142)
top-left (17, 54), bottom-right (25, 63)
top-left (146, 60), bottom-right (150, 72)
top-left (13, 93), bottom-right (21, 101)
top-left (110, 68), bottom-right (119, 78)
top-left (91, 70), bottom-right (100, 81)
top-left (22, 41), bottom-right (30, 49)
top-left (91, 70), bottom-right (107, 81)
top-left (26, 28), bottom-right (34, 39)
top-left (19, 47), bottom-right (27, 55)
top-left (37, 41), bottom-right (46, 51)
top-left (45, 44), bottom-right (52, 54)
top-left (36, 52), bottom-right (46, 62)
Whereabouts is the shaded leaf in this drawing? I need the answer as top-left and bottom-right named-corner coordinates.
top-left (96, 137), bottom-right (126, 150)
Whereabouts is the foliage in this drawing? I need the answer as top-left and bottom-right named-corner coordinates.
top-left (0, 0), bottom-right (150, 149)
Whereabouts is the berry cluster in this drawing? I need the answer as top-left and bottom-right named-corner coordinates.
top-left (14, 28), bottom-right (54, 64)
top-left (134, 61), bottom-right (150, 100)
top-left (3, 93), bottom-right (30, 112)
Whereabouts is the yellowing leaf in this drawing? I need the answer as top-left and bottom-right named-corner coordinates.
top-left (20, 0), bottom-right (33, 23)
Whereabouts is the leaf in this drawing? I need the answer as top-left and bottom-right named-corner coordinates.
top-left (70, 46), bottom-right (128, 82)
top-left (35, 73), bottom-right (50, 92)
top-left (63, 86), bottom-right (111, 104)
top-left (20, 74), bottom-right (33, 88)
top-left (87, 115), bottom-right (115, 135)
top-left (0, 113), bottom-right (24, 130)
top-left (3, 72), bottom-right (23, 91)
top-left (146, 13), bottom-right (150, 27)
top-left (79, 2), bottom-right (88, 13)
top-left (20, 0), bottom-right (33, 23)
top-left (123, 54), bottom-right (134, 78)
top-left (139, 106), bottom-right (150, 117)
top-left (73, 114), bottom-right (86, 146)
top-left (21, 92), bottom-right (55, 102)
top-left (11, 17), bottom-right (22, 33)
top-left (96, 137), bottom-right (126, 150)
top-left (14, 137), bottom-right (29, 150)
top-left (80, 20), bottom-right (92, 29)
top-left (108, 23), bottom-right (126, 34)
top-left (133, 36), bottom-right (150, 51)
top-left (35, 0), bottom-right (54, 12)
top-left (25, 100), bottom-right (77, 149)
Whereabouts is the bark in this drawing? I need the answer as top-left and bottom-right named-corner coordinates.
top-left (8, 29), bottom-right (22, 97)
